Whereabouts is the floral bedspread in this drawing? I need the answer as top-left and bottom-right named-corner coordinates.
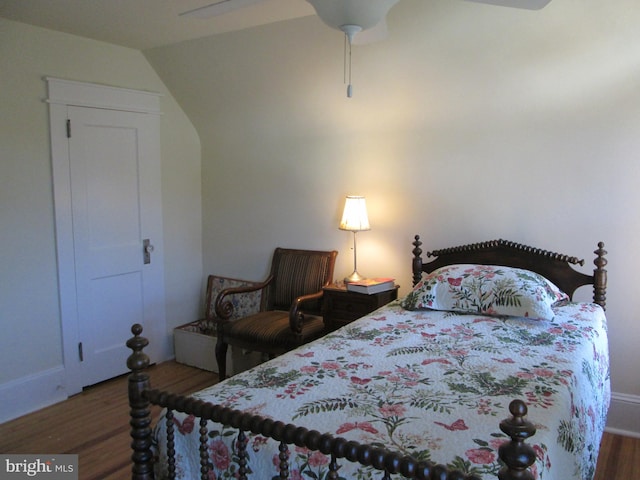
top-left (155, 299), bottom-right (610, 480)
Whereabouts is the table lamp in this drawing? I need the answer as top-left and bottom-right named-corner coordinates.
top-left (339, 195), bottom-right (370, 283)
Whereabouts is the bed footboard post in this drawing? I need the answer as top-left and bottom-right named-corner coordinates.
top-left (126, 324), bottom-right (154, 480)
top-left (593, 242), bottom-right (607, 310)
top-left (412, 235), bottom-right (423, 287)
top-left (498, 400), bottom-right (537, 480)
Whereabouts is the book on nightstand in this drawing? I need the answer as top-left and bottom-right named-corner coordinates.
top-left (346, 277), bottom-right (396, 294)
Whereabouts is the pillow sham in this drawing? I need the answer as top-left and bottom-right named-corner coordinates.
top-left (401, 264), bottom-right (569, 320)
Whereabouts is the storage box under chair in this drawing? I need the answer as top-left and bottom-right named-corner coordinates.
top-left (174, 275), bottom-right (263, 374)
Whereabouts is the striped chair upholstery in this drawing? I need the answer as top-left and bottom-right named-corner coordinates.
top-left (213, 248), bottom-right (337, 380)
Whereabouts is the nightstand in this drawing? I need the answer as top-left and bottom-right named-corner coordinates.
top-left (322, 283), bottom-right (399, 331)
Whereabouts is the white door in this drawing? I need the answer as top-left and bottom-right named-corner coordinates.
top-left (69, 106), bottom-right (163, 386)
top-left (48, 78), bottom-right (165, 393)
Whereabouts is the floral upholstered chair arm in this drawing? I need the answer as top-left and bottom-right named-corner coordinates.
top-left (201, 275), bottom-right (263, 325)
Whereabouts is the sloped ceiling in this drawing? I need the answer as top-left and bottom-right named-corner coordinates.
top-left (0, 0), bottom-right (553, 51)
top-left (0, 0), bottom-right (314, 50)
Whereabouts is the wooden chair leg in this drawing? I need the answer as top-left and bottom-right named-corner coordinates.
top-left (215, 338), bottom-right (228, 380)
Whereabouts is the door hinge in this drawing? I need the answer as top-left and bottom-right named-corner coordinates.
top-left (66, 119), bottom-right (71, 138)
top-left (78, 342), bottom-right (84, 362)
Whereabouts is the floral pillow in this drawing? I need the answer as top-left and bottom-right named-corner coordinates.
top-left (401, 264), bottom-right (569, 320)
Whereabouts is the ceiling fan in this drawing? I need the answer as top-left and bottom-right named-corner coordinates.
top-left (181, 0), bottom-right (552, 20)
top-left (181, 0), bottom-right (552, 97)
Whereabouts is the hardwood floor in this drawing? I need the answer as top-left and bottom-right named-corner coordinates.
top-left (1, 361), bottom-right (637, 479)
top-left (0, 361), bottom-right (216, 479)
top-left (593, 430), bottom-right (640, 480)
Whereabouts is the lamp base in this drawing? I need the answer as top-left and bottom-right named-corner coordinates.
top-left (344, 271), bottom-right (366, 284)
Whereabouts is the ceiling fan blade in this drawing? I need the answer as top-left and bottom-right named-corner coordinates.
top-left (352, 19), bottom-right (388, 45)
top-left (463, 0), bottom-right (552, 10)
top-left (180, 0), bottom-right (268, 18)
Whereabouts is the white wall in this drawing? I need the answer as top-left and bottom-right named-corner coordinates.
top-left (145, 0), bottom-right (640, 435)
top-left (0, 18), bottom-right (203, 421)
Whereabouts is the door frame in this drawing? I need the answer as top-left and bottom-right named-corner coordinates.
top-left (47, 77), bottom-right (164, 395)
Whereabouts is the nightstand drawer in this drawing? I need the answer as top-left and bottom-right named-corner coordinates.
top-left (323, 284), bottom-right (398, 331)
top-left (330, 295), bottom-right (380, 321)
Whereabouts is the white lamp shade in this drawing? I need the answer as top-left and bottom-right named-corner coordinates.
top-left (339, 196), bottom-right (371, 232)
top-left (307, 0), bottom-right (399, 32)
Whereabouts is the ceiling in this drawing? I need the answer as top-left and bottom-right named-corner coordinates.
top-left (0, 0), bottom-right (315, 51)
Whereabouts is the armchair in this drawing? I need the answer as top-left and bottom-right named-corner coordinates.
top-left (214, 247), bottom-right (338, 380)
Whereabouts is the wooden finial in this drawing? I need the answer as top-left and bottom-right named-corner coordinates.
top-left (127, 324), bottom-right (154, 480)
top-left (498, 400), bottom-right (537, 480)
top-left (412, 235), bottom-right (423, 287)
top-left (126, 323), bottom-right (150, 372)
top-left (593, 242), bottom-right (607, 310)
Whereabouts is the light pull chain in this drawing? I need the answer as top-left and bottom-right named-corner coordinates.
top-left (341, 25), bottom-right (361, 98)
top-left (344, 33), bottom-right (347, 85)
top-left (344, 31), bottom-right (353, 98)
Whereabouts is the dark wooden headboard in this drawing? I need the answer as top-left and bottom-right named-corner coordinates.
top-left (411, 236), bottom-right (607, 309)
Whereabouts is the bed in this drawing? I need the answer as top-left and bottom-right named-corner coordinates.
top-left (127, 236), bottom-right (609, 480)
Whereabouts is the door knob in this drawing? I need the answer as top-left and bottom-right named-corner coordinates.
top-left (143, 239), bottom-right (154, 264)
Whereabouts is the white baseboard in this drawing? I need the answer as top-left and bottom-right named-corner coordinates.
top-left (0, 366), bottom-right (67, 424)
top-left (605, 392), bottom-right (640, 438)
